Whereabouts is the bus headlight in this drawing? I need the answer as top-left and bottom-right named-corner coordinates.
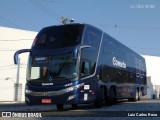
top-left (66, 87), bottom-right (74, 92)
top-left (65, 83), bottom-right (84, 92)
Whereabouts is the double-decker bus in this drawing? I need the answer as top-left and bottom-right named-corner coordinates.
top-left (14, 23), bottom-right (147, 110)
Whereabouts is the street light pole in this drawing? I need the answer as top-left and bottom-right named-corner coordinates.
top-left (5, 58), bottom-right (21, 101)
top-left (15, 58), bottom-right (20, 101)
top-left (5, 77), bottom-right (17, 101)
top-left (16, 58), bottom-right (20, 85)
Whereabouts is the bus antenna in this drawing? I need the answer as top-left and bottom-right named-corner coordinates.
top-left (61, 16), bottom-right (74, 24)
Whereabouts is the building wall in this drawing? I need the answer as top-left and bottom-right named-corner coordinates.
top-left (0, 26), bottom-right (37, 102)
top-left (142, 55), bottom-right (160, 99)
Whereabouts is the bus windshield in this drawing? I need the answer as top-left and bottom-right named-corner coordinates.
top-left (32, 25), bottom-right (84, 49)
top-left (27, 53), bottom-right (78, 83)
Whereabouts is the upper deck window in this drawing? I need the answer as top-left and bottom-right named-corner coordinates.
top-left (82, 26), bottom-right (102, 49)
top-left (33, 25), bottom-right (84, 49)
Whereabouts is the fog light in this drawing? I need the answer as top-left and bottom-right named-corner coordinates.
top-left (67, 94), bottom-right (76, 101)
top-left (25, 89), bottom-right (32, 94)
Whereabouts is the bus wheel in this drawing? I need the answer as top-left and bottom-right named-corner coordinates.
top-left (94, 88), bottom-right (103, 108)
top-left (132, 89), bottom-right (139, 102)
top-left (138, 89), bottom-right (142, 101)
top-left (105, 87), bottom-right (115, 106)
top-left (25, 98), bottom-right (33, 106)
top-left (25, 100), bottom-right (32, 106)
top-left (57, 104), bottom-right (64, 110)
top-left (72, 104), bottom-right (77, 108)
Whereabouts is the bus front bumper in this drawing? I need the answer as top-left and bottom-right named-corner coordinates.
top-left (25, 92), bottom-right (79, 105)
top-left (25, 82), bottom-right (96, 105)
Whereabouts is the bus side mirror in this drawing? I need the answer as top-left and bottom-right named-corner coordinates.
top-left (14, 49), bottom-right (30, 64)
top-left (73, 45), bottom-right (91, 60)
top-left (73, 49), bottom-right (78, 60)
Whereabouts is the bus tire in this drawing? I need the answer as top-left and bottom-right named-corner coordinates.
top-left (57, 104), bottom-right (64, 110)
top-left (132, 89), bottom-right (139, 102)
top-left (25, 98), bottom-right (33, 106)
top-left (94, 88), bottom-right (103, 108)
top-left (105, 87), bottom-right (115, 106)
top-left (25, 101), bottom-right (32, 106)
top-left (72, 104), bottom-right (77, 108)
top-left (138, 89), bottom-right (142, 101)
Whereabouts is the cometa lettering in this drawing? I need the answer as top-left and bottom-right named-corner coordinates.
top-left (42, 83), bottom-right (53, 86)
top-left (112, 57), bottom-right (126, 69)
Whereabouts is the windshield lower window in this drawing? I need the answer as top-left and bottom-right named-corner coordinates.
top-left (27, 53), bottom-right (78, 82)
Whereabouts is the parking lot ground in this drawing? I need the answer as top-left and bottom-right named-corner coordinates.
top-left (0, 99), bottom-right (160, 119)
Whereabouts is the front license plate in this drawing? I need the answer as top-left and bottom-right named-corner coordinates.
top-left (42, 99), bottom-right (52, 104)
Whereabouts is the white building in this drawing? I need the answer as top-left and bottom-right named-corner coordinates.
top-left (142, 55), bottom-right (160, 99)
top-left (0, 26), bottom-right (37, 102)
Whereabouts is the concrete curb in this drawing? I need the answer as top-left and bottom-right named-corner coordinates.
top-left (0, 101), bottom-right (24, 104)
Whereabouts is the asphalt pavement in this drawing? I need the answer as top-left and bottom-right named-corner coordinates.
top-left (0, 99), bottom-right (160, 120)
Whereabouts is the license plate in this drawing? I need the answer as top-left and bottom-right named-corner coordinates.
top-left (42, 99), bottom-right (52, 104)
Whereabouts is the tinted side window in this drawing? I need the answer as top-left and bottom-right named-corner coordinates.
top-left (81, 61), bottom-right (96, 78)
top-left (83, 26), bottom-right (102, 49)
top-left (80, 49), bottom-right (96, 78)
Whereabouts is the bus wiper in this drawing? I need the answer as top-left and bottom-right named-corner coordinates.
top-left (52, 76), bottom-right (68, 80)
top-left (53, 76), bottom-right (75, 81)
